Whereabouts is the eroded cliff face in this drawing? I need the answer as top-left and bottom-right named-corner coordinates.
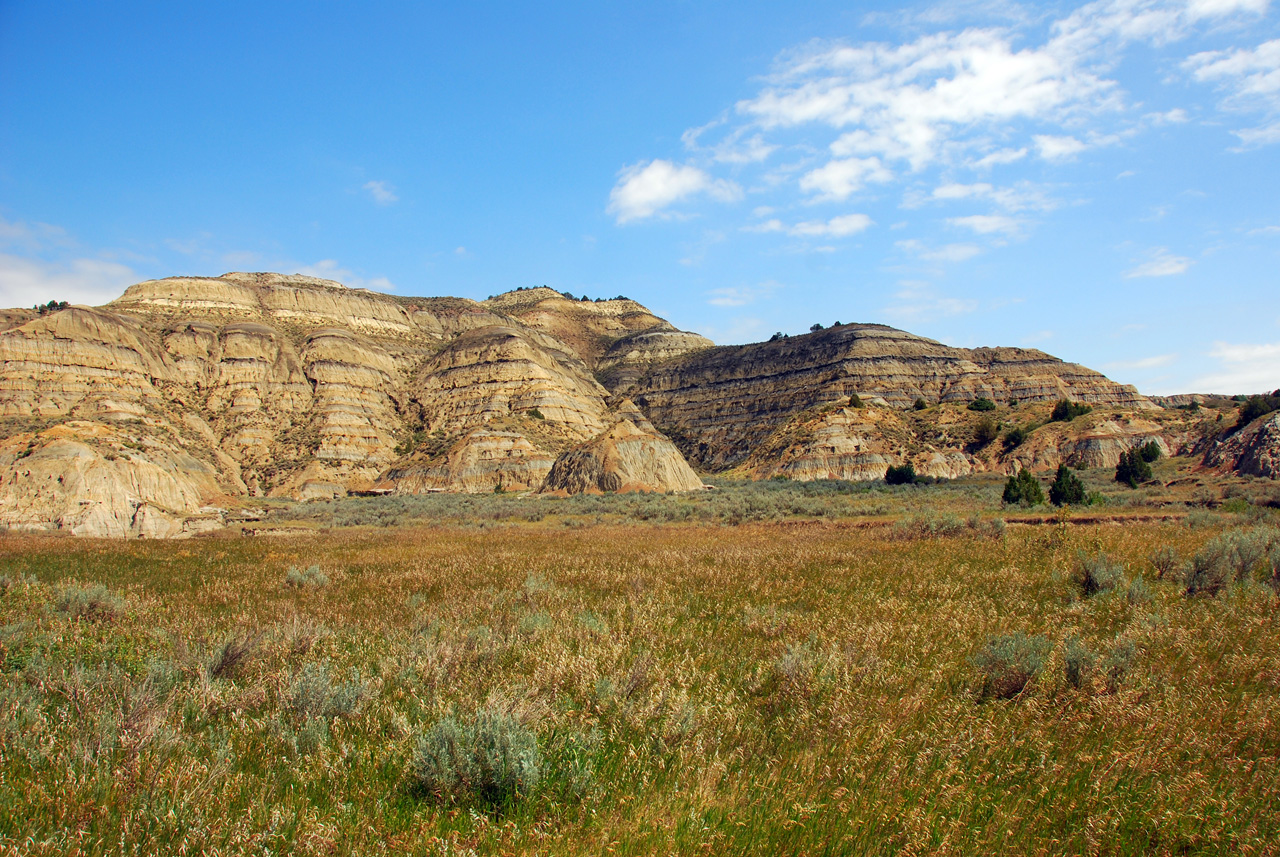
top-left (0, 274), bottom-right (711, 534)
top-left (0, 272), bottom-right (1221, 536)
top-left (626, 324), bottom-right (1155, 471)
top-left (738, 400), bottom-right (1212, 484)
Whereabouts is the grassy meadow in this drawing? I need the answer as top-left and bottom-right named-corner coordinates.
top-left (1, 469), bottom-right (1279, 855)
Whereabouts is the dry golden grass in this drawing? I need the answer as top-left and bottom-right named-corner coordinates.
top-left (0, 491), bottom-right (1278, 855)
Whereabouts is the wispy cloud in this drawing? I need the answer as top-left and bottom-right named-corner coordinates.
top-left (1124, 247), bottom-right (1192, 277)
top-left (884, 280), bottom-right (980, 322)
top-left (897, 239), bottom-right (982, 262)
top-left (363, 180), bottom-right (399, 205)
top-left (947, 214), bottom-right (1020, 234)
top-left (0, 254), bottom-right (137, 308)
top-left (1185, 37), bottom-right (1280, 146)
top-left (705, 281), bottom-right (783, 307)
top-left (1187, 340), bottom-right (1280, 393)
top-left (608, 160), bottom-right (742, 223)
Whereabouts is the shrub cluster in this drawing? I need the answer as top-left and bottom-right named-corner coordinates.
top-left (1184, 526), bottom-right (1280, 596)
top-left (973, 416), bottom-right (1000, 447)
top-left (55, 584), bottom-right (125, 622)
top-left (968, 397), bottom-right (996, 412)
top-left (1051, 400), bottom-right (1092, 422)
top-left (1233, 391), bottom-right (1280, 430)
top-left (1002, 425), bottom-right (1029, 450)
top-left (1002, 468), bottom-right (1044, 506)
top-left (884, 463), bottom-right (916, 485)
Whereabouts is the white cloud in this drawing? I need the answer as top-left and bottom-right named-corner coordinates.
top-left (1187, 340), bottom-right (1280, 393)
top-left (1124, 248), bottom-right (1192, 277)
top-left (363, 180), bottom-right (399, 205)
top-left (0, 217), bottom-right (72, 252)
top-left (798, 157), bottom-right (892, 200)
top-left (0, 253), bottom-right (138, 308)
top-left (790, 214), bottom-right (874, 237)
top-left (1249, 224), bottom-right (1280, 234)
top-left (607, 160), bottom-right (742, 223)
top-left (971, 147), bottom-right (1028, 169)
top-left (1034, 134), bottom-right (1087, 160)
top-left (947, 214), bottom-right (1020, 234)
top-left (896, 239), bottom-right (982, 261)
top-left (1186, 38), bottom-right (1280, 145)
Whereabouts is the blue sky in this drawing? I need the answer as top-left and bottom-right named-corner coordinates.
top-left (1, 0), bottom-right (1278, 395)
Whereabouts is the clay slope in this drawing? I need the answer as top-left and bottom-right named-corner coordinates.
top-left (626, 323), bottom-right (1154, 471)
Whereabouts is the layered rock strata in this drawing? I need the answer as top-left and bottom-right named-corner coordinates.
top-left (627, 324), bottom-right (1153, 470)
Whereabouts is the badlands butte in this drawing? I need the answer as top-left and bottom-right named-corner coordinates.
top-left (0, 272), bottom-right (1269, 538)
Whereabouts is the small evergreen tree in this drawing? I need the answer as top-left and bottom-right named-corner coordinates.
top-left (1048, 464), bottom-right (1086, 506)
top-left (1002, 468), bottom-right (1045, 506)
top-left (885, 463), bottom-right (916, 485)
top-left (968, 397), bottom-right (996, 412)
top-left (913, 398), bottom-right (927, 411)
top-left (1114, 448), bottom-right (1152, 488)
top-left (848, 393), bottom-right (864, 409)
top-left (1051, 399), bottom-right (1092, 422)
top-left (1002, 425), bottom-right (1029, 450)
top-left (973, 415), bottom-right (999, 446)
top-left (1137, 440), bottom-right (1162, 463)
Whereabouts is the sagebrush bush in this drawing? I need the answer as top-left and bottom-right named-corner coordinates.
top-left (285, 565), bottom-right (330, 588)
top-left (55, 584), bottom-right (125, 622)
top-left (1064, 636), bottom-right (1095, 689)
top-left (972, 633), bottom-right (1051, 700)
top-left (1075, 551), bottom-right (1127, 598)
top-left (1184, 526), bottom-right (1280, 596)
top-left (289, 662), bottom-right (365, 721)
top-left (1149, 546), bottom-right (1180, 579)
top-left (1103, 639), bottom-right (1137, 693)
top-left (413, 707), bottom-right (541, 804)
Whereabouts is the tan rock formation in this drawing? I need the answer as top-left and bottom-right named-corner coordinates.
top-left (541, 418), bottom-right (704, 494)
top-left (389, 429), bottom-right (555, 494)
top-left (630, 324), bottom-right (1154, 470)
top-left (0, 423), bottom-right (223, 538)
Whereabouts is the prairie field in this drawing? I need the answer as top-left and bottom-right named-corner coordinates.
top-left (1, 472), bottom-right (1279, 855)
